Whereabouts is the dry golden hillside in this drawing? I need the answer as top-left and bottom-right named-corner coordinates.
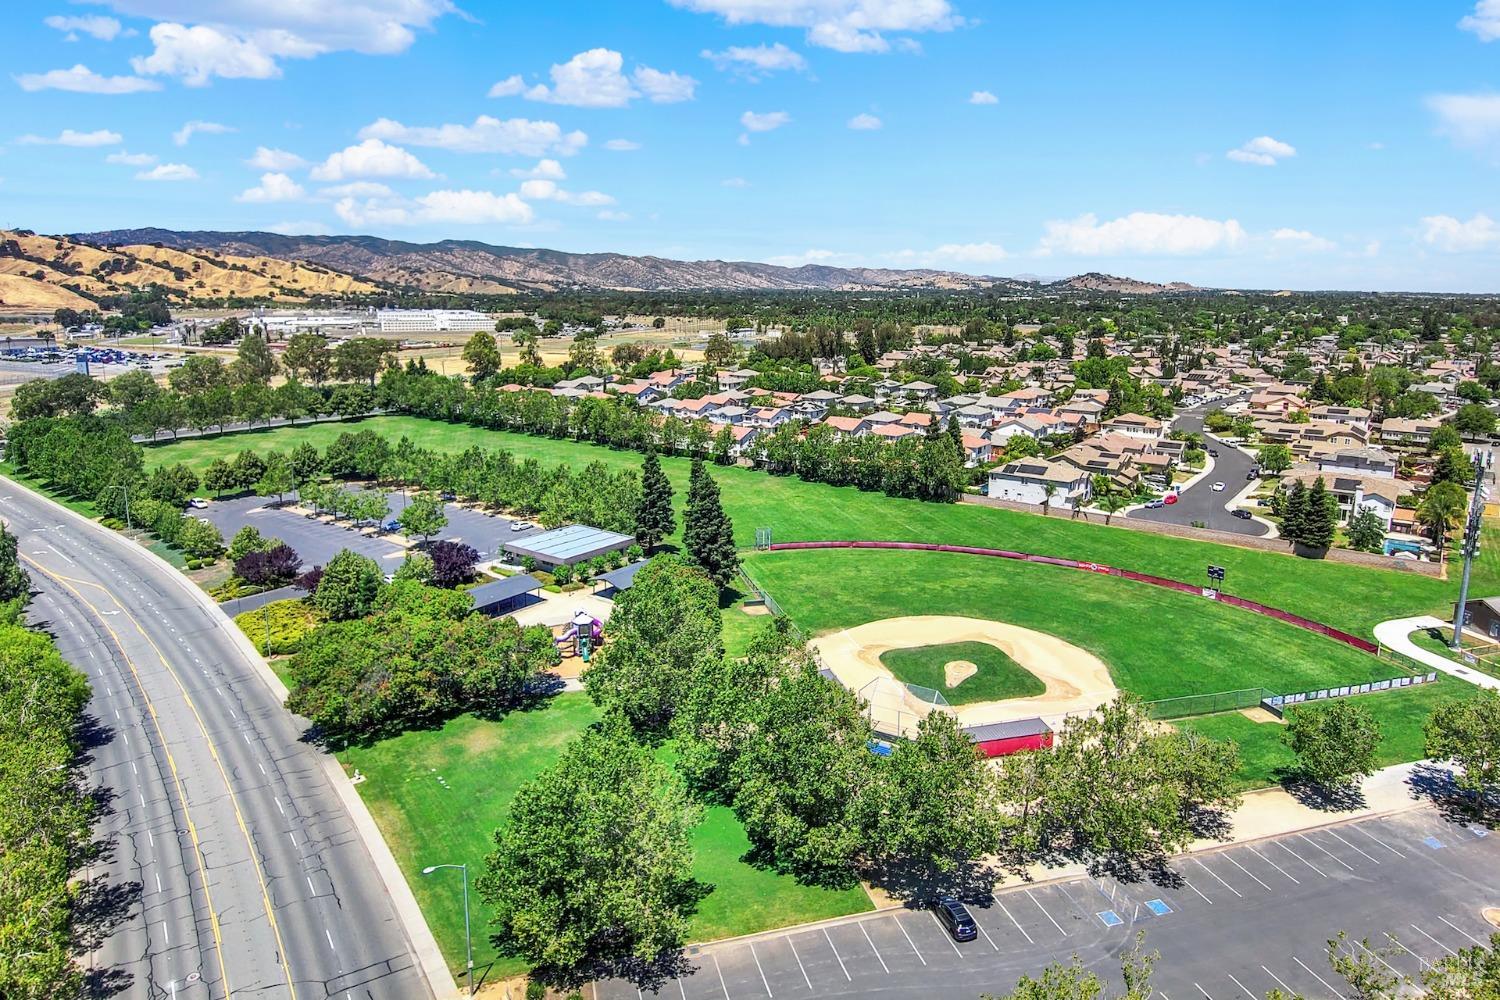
top-left (0, 230), bottom-right (383, 312)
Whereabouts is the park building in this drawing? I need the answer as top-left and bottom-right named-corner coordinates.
top-left (376, 309), bottom-right (494, 334)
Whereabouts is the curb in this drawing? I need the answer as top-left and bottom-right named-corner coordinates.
top-left (1, 476), bottom-right (461, 1000)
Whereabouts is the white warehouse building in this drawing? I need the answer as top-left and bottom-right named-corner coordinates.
top-left (377, 309), bottom-right (494, 334)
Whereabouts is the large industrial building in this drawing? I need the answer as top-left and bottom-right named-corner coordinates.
top-left (376, 309), bottom-right (494, 334)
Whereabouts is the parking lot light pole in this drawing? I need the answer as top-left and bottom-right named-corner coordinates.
top-left (421, 863), bottom-right (473, 996)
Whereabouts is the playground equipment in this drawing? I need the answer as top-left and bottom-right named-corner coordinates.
top-left (555, 609), bottom-right (604, 662)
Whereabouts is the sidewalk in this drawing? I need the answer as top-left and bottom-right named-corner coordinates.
top-left (1374, 615), bottom-right (1500, 690)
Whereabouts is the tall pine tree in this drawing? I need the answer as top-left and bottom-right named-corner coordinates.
top-left (1282, 480), bottom-right (1309, 545)
top-left (1303, 476), bottom-right (1337, 550)
top-left (635, 451), bottom-right (676, 552)
top-left (683, 458), bottom-right (740, 588)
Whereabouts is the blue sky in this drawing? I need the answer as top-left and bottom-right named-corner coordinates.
top-left (3, 1), bottom-right (1500, 291)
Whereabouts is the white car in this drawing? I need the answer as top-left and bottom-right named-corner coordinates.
top-left (510, 520), bottom-right (530, 532)
top-left (1211, 481), bottom-right (1226, 492)
top-left (188, 497), bottom-right (209, 508)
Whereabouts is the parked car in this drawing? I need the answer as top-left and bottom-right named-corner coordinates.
top-left (383, 519), bottom-right (402, 532)
top-left (1232, 509), bottom-right (1252, 520)
top-left (1211, 481), bottom-right (1226, 492)
top-left (188, 497), bottom-right (209, 509)
top-left (1246, 469), bottom-right (1258, 480)
top-left (933, 899), bottom-right (978, 942)
top-left (1209, 448), bottom-right (1220, 458)
top-left (510, 520), bottom-right (531, 532)
top-left (1145, 499), bottom-right (1165, 509)
top-left (1163, 493), bottom-right (1179, 505)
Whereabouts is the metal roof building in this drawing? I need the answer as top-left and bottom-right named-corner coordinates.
top-left (501, 524), bottom-right (635, 569)
top-left (467, 575), bottom-right (543, 615)
top-left (593, 560), bottom-right (649, 595)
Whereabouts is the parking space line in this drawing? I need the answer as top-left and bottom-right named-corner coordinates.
top-left (973, 917), bottom-right (999, 952)
top-left (1027, 889), bottom-right (1068, 936)
top-left (1298, 834), bottom-right (1355, 871)
top-left (748, 942), bottom-right (772, 997)
top-left (1248, 846), bottom-right (1300, 885)
top-left (1194, 982), bottom-right (1213, 998)
top-left (859, 922), bottom-right (890, 974)
top-left (996, 900), bottom-right (1034, 944)
top-left (1354, 939), bottom-right (1404, 980)
top-left (824, 928), bottom-right (852, 979)
top-left (786, 935), bottom-right (814, 988)
top-left (1327, 830), bottom-right (1380, 864)
top-left (1354, 825), bottom-right (1405, 857)
top-left (1222, 853), bottom-right (1273, 891)
top-left (1226, 973), bottom-right (1256, 998)
top-left (713, 952), bottom-right (731, 999)
top-left (1260, 966), bottom-right (1294, 994)
top-left (930, 912), bottom-right (963, 958)
top-left (1293, 955), bottom-right (1343, 995)
top-left (1438, 915), bottom-right (1487, 946)
top-left (1179, 877), bottom-right (1213, 905)
top-left (1409, 924), bottom-right (1457, 957)
top-left (1276, 842), bottom-right (1326, 878)
top-left (1194, 859), bottom-right (1243, 898)
top-left (893, 916), bottom-right (927, 966)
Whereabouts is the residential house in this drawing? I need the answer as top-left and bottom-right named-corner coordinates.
top-left (987, 459), bottom-right (1093, 508)
top-left (1315, 446), bottom-right (1399, 480)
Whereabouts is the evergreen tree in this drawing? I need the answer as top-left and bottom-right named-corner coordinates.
top-left (634, 451), bottom-right (675, 552)
top-left (1303, 477), bottom-right (1337, 550)
top-left (945, 414), bottom-right (965, 459)
top-left (682, 458), bottom-right (740, 588)
top-left (1282, 481), bottom-right (1309, 545)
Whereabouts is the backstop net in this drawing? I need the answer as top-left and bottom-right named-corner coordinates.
top-left (859, 676), bottom-right (954, 741)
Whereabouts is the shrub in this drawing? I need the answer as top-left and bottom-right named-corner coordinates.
top-left (429, 540), bottom-right (479, 588)
top-left (235, 543), bottom-right (301, 587)
top-left (234, 599), bottom-right (325, 656)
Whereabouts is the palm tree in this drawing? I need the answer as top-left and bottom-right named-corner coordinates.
top-left (1099, 491), bottom-right (1129, 526)
top-left (1419, 481), bottom-right (1467, 565)
top-left (1041, 482), bottom-right (1058, 515)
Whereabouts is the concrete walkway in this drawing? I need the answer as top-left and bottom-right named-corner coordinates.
top-left (1374, 615), bottom-right (1500, 690)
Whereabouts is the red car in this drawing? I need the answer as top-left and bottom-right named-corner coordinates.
top-left (1163, 493), bottom-right (1179, 505)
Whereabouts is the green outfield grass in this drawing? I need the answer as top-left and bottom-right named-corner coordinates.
top-left (1175, 676), bottom-right (1478, 790)
top-left (338, 692), bottom-right (870, 981)
top-left (142, 415), bottom-right (1498, 640)
top-left (879, 641), bottom-right (1046, 705)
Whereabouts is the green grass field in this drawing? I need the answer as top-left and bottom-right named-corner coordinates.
top-left (1175, 676), bottom-right (1478, 790)
top-left (338, 692), bottom-right (869, 981)
top-left (142, 415), bottom-right (1499, 640)
top-left (879, 641), bottom-right (1045, 705)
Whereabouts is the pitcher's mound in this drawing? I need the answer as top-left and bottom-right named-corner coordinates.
top-left (944, 660), bottom-right (978, 687)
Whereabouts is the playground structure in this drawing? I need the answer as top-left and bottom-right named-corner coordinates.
top-left (554, 609), bottom-right (603, 662)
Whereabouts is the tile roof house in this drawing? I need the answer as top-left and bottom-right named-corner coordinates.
top-left (987, 459), bottom-right (1092, 508)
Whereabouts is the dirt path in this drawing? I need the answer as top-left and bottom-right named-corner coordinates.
top-left (811, 615), bottom-right (1120, 728)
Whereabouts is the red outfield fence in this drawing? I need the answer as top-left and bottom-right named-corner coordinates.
top-left (764, 540), bottom-right (1381, 655)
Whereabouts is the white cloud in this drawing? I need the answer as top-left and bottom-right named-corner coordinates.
top-left (333, 187), bottom-right (534, 227)
top-left (1269, 228), bottom-right (1336, 252)
top-left (510, 159), bottom-right (566, 180)
top-left (702, 42), bottom-right (807, 80)
top-left (1420, 213), bottom-right (1500, 252)
top-left (597, 209), bottom-right (630, 222)
top-left (265, 219), bottom-right (330, 236)
top-left (847, 112), bottom-right (882, 130)
top-left (1428, 93), bottom-right (1500, 149)
top-left (518, 178), bottom-right (615, 206)
top-left (929, 241), bottom-right (1008, 264)
top-left (172, 119), bottom-right (234, 145)
top-left (969, 89), bottom-right (998, 105)
top-left (740, 110), bottom-right (790, 143)
top-left (358, 115), bottom-right (588, 157)
top-left (668, 0), bottom-right (963, 53)
top-left (1226, 135), bottom-right (1296, 166)
top-left (310, 138), bottom-right (435, 181)
top-left (511, 48), bottom-right (696, 107)
top-left (488, 75), bottom-right (524, 97)
top-left (603, 138), bottom-right (641, 151)
top-left (1039, 212), bottom-right (1248, 256)
top-left (44, 15), bottom-right (127, 41)
top-left (317, 181), bottom-right (395, 198)
top-left (106, 150), bottom-right (157, 165)
top-left (132, 23), bottom-right (294, 86)
top-left (1460, 0), bottom-right (1500, 41)
top-left (18, 128), bottom-right (123, 147)
top-left (237, 171), bottom-right (305, 202)
top-left (136, 162), bottom-right (199, 181)
top-left (721, 176), bottom-right (750, 187)
top-left (14, 63), bottom-right (160, 94)
top-left (767, 248), bottom-right (841, 266)
top-left (247, 146), bottom-right (307, 170)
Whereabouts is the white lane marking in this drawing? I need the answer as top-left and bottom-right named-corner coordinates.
top-left (139, 791), bottom-right (146, 809)
top-left (1438, 915), bottom-right (1487, 946)
top-left (1299, 834), bottom-right (1355, 871)
top-left (1194, 983), bottom-right (1212, 998)
top-left (1353, 939), bottom-right (1404, 979)
top-left (1277, 841), bottom-right (1326, 877)
top-left (274, 797), bottom-right (285, 816)
top-left (1294, 955), bottom-right (1344, 995)
top-left (787, 934), bottom-right (814, 987)
top-left (1261, 966), bottom-right (1294, 994)
top-left (930, 912), bottom-right (963, 958)
top-left (325, 928), bottom-right (336, 952)
top-left (1409, 924), bottom-right (1457, 957)
top-left (1181, 878), bottom-right (1212, 905)
top-left (996, 899), bottom-right (1033, 944)
top-left (1249, 846), bottom-right (1300, 885)
top-left (307, 876), bottom-right (317, 897)
top-left (1027, 888), bottom-right (1067, 935)
top-left (1223, 853), bottom-right (1273, 891)
top-left (257, 761), bottom-right (266, 776)
top-left (893, 916), bottom-right (926, 966)
top-left (131, 761), bottom-right (138, 775)
top-left (713, 952), bottom-right (731, 998)
top-left (973, 915), bottom-right (998, 952)
top-left (749, 942), bottom-right (773, 997)
top-left (1354, 825), bottom-right (1405, 856)
top-left (859, 922), bottom-right (890, 974)
top-left (1195, 859), bottom-right (1243, 897)
top-left (1227, 973), bottom-right (1256, 998)
top-left (1328, 830), bottom-right (1380, 864)
top-left (156, 872), bottom-right (162, 894)
top-left (147, 830), bottom-right (153, 848)
top-left (288, 831), bottom-right (297, 848)
top-left (825, 927), bottom-right (852, 979)
top-left (162, 922), bottom-right (170, 945)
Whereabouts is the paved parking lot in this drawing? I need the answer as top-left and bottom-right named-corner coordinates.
top-left (594, 808), bottom-right (1500, 999)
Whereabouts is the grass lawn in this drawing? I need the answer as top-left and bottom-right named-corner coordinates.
top-left (879, 641), bottom-right (1045, 705)
top-left (1175, 676), bottom-right (1480, 790)
top-left (338, 692), bottom-right (870, 981)
top-left (746, 548), bottom-right (1410, 702)
top-left (1409, 626), bottom-right (1500, 680)
top-left (142, 416), bottom-right (1500, 640)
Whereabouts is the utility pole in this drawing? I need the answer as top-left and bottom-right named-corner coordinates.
top-left (1451, 450), bottom-right (1492, 650)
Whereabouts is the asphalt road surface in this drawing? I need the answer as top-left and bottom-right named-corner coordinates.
top-left (595, 805), bottom-right (1500, 999)
top-left (1129, 398), bottom-right (1268, 537)
top-left (2, 481), bottom-right (434, 1000)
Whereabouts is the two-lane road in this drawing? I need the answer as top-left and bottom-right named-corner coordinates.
top-left (3, 480), bottom-right (442, 1000)
top-left (1129, 396), bottom-right (1269, 537)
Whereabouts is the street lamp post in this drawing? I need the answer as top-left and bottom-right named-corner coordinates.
top-left (421, 863), bottom-right (473, 996)
top-left (102, 483), bottom-right (132, 530)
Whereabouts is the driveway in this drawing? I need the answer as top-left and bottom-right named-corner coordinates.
top-left (1129, 396), bottom-right (1269, 537)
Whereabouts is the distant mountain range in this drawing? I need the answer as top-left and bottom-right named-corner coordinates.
top-left (73, 228), bottom-right (1198, 298)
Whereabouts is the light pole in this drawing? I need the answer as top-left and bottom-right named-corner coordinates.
top-left (102, 483), bottom-right (132, 530)
top-left (421, 863), bottom-right (473, 996)
top-left (1451, 451), bottom-right (1492, 650)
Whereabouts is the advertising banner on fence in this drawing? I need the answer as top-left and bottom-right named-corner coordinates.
top-left (1261, 672), bottom-right (1439, 716)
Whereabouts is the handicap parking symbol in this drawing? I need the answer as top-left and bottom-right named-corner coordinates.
top-left (1423, 836), bottom-right (1445, 850)
top-left (1097, 910), bottom-right (1124, 928)
top-left (1144, 899), bottom-right (1172, 917)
